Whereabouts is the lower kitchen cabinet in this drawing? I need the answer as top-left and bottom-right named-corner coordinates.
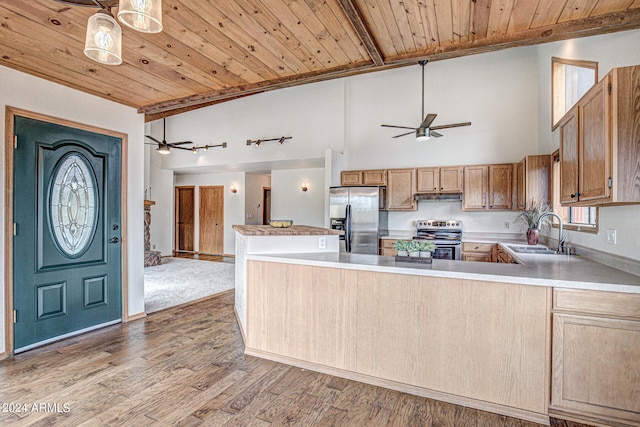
top-left (462, 242), bottom-right (494, 262)
top-left (495, 245), bottom-right (517, 264)
top-left (550, 289), bottom-right (640, 426)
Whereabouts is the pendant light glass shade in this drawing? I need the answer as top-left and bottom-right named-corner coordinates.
top-left (117, 0), bottom-right (163, 33)
top-left (84, 10), bottom-right (122, 65)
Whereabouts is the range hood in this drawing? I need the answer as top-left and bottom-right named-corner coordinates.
top-left (414, 193), bottom-right (462, 202)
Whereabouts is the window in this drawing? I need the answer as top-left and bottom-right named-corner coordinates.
top-left (552, 57), bottom-right (598, 129)
top-left (551, 151), bottom-right (598, 233)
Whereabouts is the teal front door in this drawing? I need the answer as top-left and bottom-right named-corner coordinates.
top-left (13, 116), bottom-right (122, 353)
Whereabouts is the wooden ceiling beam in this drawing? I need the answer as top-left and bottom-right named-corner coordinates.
top-left (336, 0), bottom-right (385, 66)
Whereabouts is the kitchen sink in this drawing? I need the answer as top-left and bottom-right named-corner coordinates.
top-left (508, 245), bottom-right (558, 255)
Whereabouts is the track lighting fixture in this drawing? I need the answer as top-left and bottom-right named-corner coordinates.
top-left (246, 136), bottom-right (292, 147)
top-left (55, 0), bottom-right (163, 66)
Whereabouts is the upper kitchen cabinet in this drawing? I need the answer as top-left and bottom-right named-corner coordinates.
top-left (387, 168), bottom-right (417, 210)
top-left (417, 166), bottom-right (463, 193)
top-left (559, 65), bottom-right (640, 206)
top-left (463, 164), bottom-right (513, 211)
top-left (514, 155), bottom-right (552, 210)
top-left (340, 169), bottom-right (387, 186)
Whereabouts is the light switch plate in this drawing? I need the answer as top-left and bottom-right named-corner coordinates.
top-left (606, 229), bottom-right (617, 245)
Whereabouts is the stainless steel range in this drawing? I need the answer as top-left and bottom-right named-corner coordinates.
top-left (414, 219), bottom-right (462, 260)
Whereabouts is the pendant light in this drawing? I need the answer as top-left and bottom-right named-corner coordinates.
top-left (117, 0), bottom-right (163, 33)
top-left (56, 0), bottom-right (163, 65)
top-left (84, 8), bottom-right (122, 66)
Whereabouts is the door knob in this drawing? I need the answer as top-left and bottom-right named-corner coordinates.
top-left (109, 237), bottom-right (120, 243)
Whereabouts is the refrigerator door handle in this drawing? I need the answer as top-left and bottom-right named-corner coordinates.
top-left (345, 204), bottom-right (352, 253)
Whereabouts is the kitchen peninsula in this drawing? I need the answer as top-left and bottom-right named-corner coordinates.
top-left (232, 225), bottom-right (342, 335)
top-left (237, 243), bottom-right (640, 426)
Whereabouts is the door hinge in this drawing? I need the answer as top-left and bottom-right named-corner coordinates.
top-left (13, 135), bottom-right (17, 149)
top-left (13, 310), bottom-right (17, 324)
top-left (608, 177), bottom-right (613, 188)
top-left (608, 82), bottom-right (612, 95)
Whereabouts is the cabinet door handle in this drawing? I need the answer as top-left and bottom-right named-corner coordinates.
top-left (570, 192), bottom-right (580, 198)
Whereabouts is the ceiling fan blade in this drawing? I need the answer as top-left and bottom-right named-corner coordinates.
top-left (145, 135), bottom-right (162, 144)
top-left (430, 131), bottom-right (443, 138)
top-left (169, 141), bottom-right (195, 146)
top-left (392, 131), bottom-right (415, 138)
top-left (430, 121), bottom-right (472, 130)
top-left (420, 113), bottom-right (437, 129)
top-left (381, 124), bottom-right (417, 131)
top-left (171, 146), bottom-right (193, 151)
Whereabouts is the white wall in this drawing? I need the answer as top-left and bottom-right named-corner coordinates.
top-left (0, 65), bottom-right (145, 355)
top-left (245, 173), bottom-right (271, 225)
top-left (174, 172), bottom-right (245, 255)
top-left (148, 152), bottom-right (174, 256)
top-left (535, 30), bottom-right (640, 261)
top-left (271, 168), bottom-right (325, 227)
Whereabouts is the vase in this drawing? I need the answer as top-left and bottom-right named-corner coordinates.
top-left (419, 251), bottom-right (431, 258)
top-left (409, 251), bottom-right (420, 257)
top-left (526, 228), bottom-right (540, 245)
top-left (397, 250), bottom-right (408, 257)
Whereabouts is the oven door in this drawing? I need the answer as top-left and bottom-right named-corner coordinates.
top-left (432, 243), bottom-right (461, 260)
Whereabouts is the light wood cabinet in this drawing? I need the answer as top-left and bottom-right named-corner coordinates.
top-left (463, 164), bottom-right (513, 210)
top-left (340, 170), bottom-right (362, 185)
top-left (362, 169), bottom-right (387, 186)
top-left (550, 289), bottom-right (640, 426)
top-left (514, 155), bottom-right (552, 210)
top-left (416, 166), bottom-right (463, 193)
top-left (558, 65), bottom-right (640, 206)
top-left (462, 242), bottom-right (494, 262)
top-left (387, 168), bottom-right (416, 210)
top-left (495, 245), bottom-right (517, 264)
top-left (340, 169), bottom-right (387, 186)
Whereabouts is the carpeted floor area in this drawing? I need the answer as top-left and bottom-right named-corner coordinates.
top-left (144, 257), bottom-right (235, 313)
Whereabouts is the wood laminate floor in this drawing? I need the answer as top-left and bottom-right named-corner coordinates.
top-left (0, 290), bottom-right (594, 426)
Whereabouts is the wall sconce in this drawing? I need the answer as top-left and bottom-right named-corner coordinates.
top-left (246, 136), bottom-right (292, 146)
top-left (301, 183), bottom-right (308, 192)
top-left (230, 185), bottom-right (238, 193)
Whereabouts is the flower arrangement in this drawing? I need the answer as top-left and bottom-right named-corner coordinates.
top-left (416, 240), bottom-right (436, 253)
top-left (392, 240), bottom-right (410, 252)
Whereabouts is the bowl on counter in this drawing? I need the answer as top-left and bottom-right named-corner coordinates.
top-left (268, 219), bottom-right (293, 228)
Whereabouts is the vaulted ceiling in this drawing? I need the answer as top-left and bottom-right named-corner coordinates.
top-left (2, 0), bottom-right (640, 121)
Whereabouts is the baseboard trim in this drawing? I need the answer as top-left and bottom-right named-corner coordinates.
top-left (234, 307), bottom-right (246, 345)
top-left (245, 347), bottom-right (550, 426)
top-left (127, 312), bottom-right (147, 322)
top-left (549, 407), bottom-right (639, 427)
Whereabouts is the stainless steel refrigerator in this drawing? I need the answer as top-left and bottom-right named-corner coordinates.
top-left (329, 186), bottom-right (388, 254)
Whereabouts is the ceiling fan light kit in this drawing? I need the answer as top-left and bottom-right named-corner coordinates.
top-left (381, 60), bottom-right (471, 141)
top-left (56, 0), bottom-right (162, 65)
top-left (145, 118), bottom-right (226, 154)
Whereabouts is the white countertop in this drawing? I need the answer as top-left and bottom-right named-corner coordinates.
top-left (247, 250), bottom-right (640, 294)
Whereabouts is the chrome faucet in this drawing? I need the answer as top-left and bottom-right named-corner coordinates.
top-left (538, 212), bottom-right (564, 254)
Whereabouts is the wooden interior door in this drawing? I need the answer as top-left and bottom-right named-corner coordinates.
top-left (199, 186), bottom-right (224, 255)
top-left (175, 186), bottom-right (195, 252)
top-left (262, 187), bottom-right (271, 225)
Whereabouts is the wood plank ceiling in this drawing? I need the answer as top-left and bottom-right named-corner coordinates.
top-left (2, 0), bottom-right (640, 121)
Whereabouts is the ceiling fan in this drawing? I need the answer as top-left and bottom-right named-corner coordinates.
top-left (381, 60), bottom-right (471, 141)
top-left (145, 118), bottom-right (196, 154)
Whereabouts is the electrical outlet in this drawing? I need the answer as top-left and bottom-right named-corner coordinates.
top-left (606, 229), bottom-right (617, 245)
top-left (503, 221), bottom-right (510, 230)
top-left (318, 237), bottom-right (326, 249)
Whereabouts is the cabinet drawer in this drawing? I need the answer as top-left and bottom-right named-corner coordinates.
top-left (381, 239), bottom-right (395, 249)
top-left (553, 288), bottom-right (640, 319)
top-left (462, 253), bottom-right (492, 262)
top-left (462, 242), bottom-right (494, 253)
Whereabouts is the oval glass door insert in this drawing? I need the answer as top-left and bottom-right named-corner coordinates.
top-left (50, 153), bottom-right (98, 257)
